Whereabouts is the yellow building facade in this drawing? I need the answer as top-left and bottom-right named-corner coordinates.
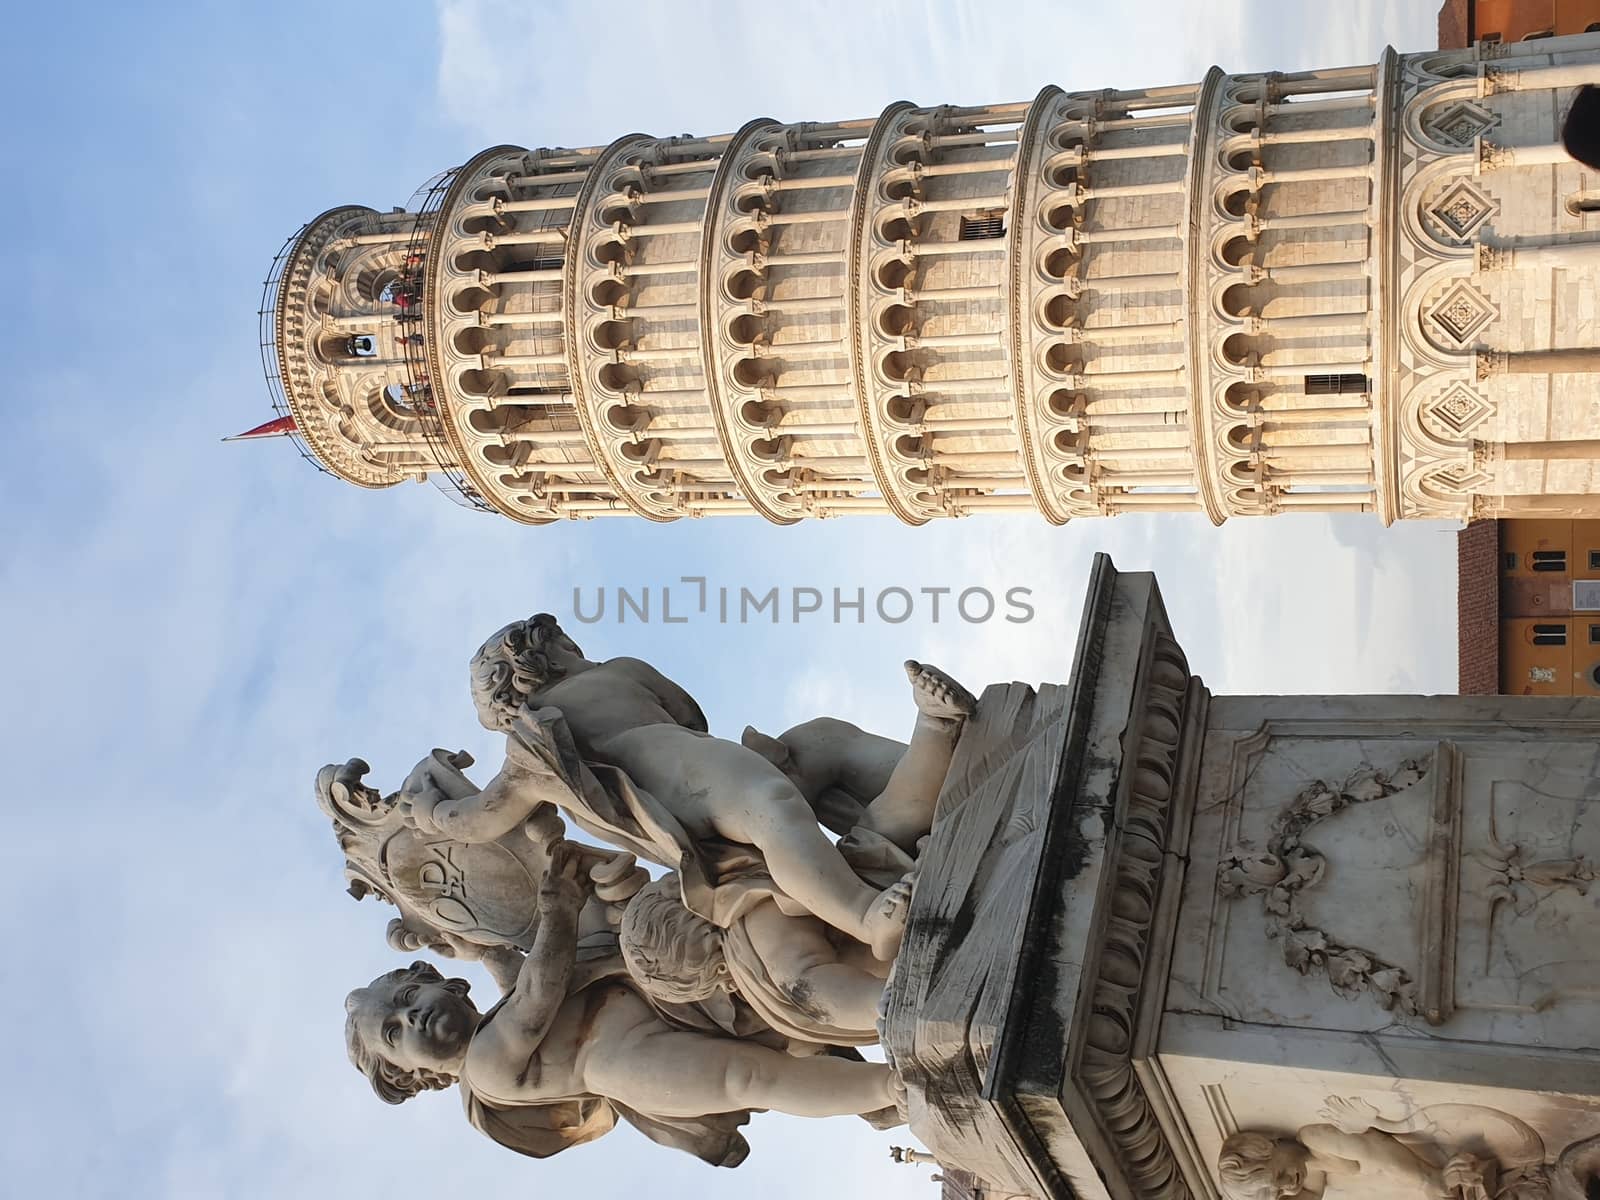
top-left (1498, 518), bottom-right (1600, 694)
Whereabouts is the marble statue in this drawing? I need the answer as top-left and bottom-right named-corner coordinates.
top-left (618, 872), bottom-right (890, 1046)
top-left (316, 751), bottom-right (645, 991)
top-left (1218, 1099), bottom-right (1600, 1200)
top-left (321, 745), bottom-right (896, 1047)
top-left (320, 636), bottom-right (981, 1165)
top-left (343, 842), bottom-right (903, 1167)
top-left (308, 557), bottom-right (1600, 1192)
top-left (445, 613), bottom-right (974, 957)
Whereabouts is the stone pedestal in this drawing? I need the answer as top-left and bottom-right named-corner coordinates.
top-left (882, 554), bottom-right (1600, 1200)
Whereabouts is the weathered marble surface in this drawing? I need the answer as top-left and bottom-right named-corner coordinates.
top-left (1152, 692), bottom-right (1600, 1200)
top-left (886, 556), bottom-right (1600, 1200)
top-left (883, 556), bottom-right (1206, 1200)
top-left (1168, 694), bottom-right (1600, 1064)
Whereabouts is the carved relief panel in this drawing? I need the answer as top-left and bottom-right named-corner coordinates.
top-left (1168, 696), bottom-right (1600, 1058)
top-left (1153, 695), bottom-right (1600, 1200)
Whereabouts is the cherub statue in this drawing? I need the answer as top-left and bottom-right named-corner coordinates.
top-left (343, 843), bottom-right (904, 1167)
top-left (316, 751), bottom-right (645, 990)
top-left (319, 750), bottom-right (889, 1049)
top-left (404, 613), bottom-right (976, 959)
top-left (618, 872), bottom-right (891, 1047)
top-left (1216, 1097), bottom-right (1561, 1200)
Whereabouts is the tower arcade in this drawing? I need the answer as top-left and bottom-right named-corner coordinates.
top-left (261, 34), bottom-right (1600, 525)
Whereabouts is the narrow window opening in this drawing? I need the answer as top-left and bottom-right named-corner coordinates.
top-left (1504, 552), bottom-right (1519, 572)
top-left (1532, 549), bottom-right (1568, 573)
top-left (1589, 624), bottom-right (1600, 645)
top-left (959, 212), bottom-right (1006, 241)
top-left (1479, 32), bottom-right (1502, 44)
top-left (1303, 373), bottom-right (1369, 395)
top-left (1532, 623), bottom-right (1568, 646)
top-left (1589, 550), bottom-right (1600, 571)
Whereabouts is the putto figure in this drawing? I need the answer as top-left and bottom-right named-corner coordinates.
top-left (439, 613), bottom-right (974, 959)
top-left (344, 844), bottom-right (902, 1166)
top-left (322, 622), bottom-right (978, 1165)
top-left (1217, 1097), bottom-right (1598, 1200)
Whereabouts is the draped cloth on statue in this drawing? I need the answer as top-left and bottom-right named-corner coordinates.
top-left (503, 707), bottom-right (773, 928)
top-left (458, 961), bottom-right (754, 1168)
top-left (720, 917), bottom-right (878, 1047)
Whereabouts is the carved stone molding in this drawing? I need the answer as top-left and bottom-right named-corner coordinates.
top-left (1475, 243), bottom-right (1511, 272)
top-left (1079, 631), bottom-right (1198, 1200)
top-left (1478, 138), bottom-right (1514, 172)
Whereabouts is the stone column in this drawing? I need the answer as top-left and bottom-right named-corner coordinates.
top-left (1498, 438), bottom-right (1600, 461)
top-left (1479, 348), bottom-right (1600, 377)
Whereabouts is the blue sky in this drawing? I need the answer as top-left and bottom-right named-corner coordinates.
top-left (1, 1), bottom-right (1452, 1195)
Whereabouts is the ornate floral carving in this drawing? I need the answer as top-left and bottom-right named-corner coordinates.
top-left (1481, 66), bottom-right (1518, 96)
top-left (1218, 755), bottom-right (1432, 1017)
top-left (1474, 838), bottom-right (1595, 914)
top-left (1478, 139), bottom-right (1514, 171)
top-left (1475, 243), bottom-right (1511, 272)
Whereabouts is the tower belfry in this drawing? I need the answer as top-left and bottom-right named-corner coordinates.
top-left (261, 34), bottom-right (1600, 525)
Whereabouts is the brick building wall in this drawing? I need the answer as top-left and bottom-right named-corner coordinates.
top-left (1458, 520), bottom-right (1502, 693)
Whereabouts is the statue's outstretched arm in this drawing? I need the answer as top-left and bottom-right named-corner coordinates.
top-left (408, 715), bottom-right (582, 844)
top-left (494, 842), bottom-right (585, 1049)
top-left (385, 918), bottom-right (528, 995)
top-left (416, 758), bottom-right (558, 843)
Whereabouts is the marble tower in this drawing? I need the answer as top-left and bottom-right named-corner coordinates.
top-left (262, 34), bottom-right (1600, 525)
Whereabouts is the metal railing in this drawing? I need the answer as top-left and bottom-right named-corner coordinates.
top-left (257, 224), bottom-right (334, 477)
top-left (397, 168), bottom-right (496, 513)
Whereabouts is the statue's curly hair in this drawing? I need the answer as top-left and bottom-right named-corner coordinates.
top-left (469, 613), bottom-right (572, 730)
top-left (619, 876), bottom-right (729, 1005)
top-left (344, 960), bottom-right (471, 1104)
top-left (1217, 1132), bottom-right (1285, 1200)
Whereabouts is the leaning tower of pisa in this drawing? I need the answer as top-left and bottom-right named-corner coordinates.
top-left (260, 34), bottom-right (1600, 526)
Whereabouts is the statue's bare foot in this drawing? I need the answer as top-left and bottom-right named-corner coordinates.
top-left (904, 660), bottom-right (977, 722)
top-left (741, 725), bottom-right (792, 769)
top-left (887, 1069), bottom-right (908, 1123)
top-left (864, 874), bottom-right (914, 961)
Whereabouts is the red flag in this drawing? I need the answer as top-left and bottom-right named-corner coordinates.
top-left (223, 415), bottom-right (297, 442)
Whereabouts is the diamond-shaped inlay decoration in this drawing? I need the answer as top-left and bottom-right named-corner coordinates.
top-left (1427, 280), bottom-right (1497, 346)
top-left (1427, 178), bottom-right (1498, 242)
top-left (1429, 462), bottom-right (1493, 494)
top-left (1425, 99), bottom-right (1499, 147)
top-left (1422, 383), bottom-right (1494, 437)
